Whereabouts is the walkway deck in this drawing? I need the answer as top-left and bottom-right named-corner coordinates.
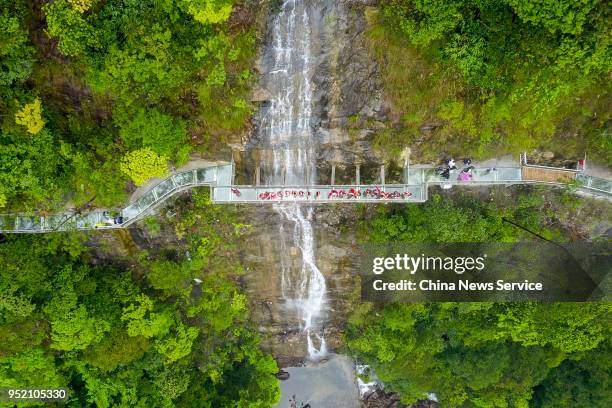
top-left (1, 162), bottom-right (610, 234)
top-left (521, 165), bottom-right (578, 183)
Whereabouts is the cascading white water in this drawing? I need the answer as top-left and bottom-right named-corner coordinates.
top-left (257, 0), bottom-right (327, 360)
top-left (275, 204), bottom-right (328, 359)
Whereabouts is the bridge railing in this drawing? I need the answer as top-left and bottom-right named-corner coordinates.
top-left (406, 167), bottom-right (523, 185)
top-left (576, 174), bottom-right (612, 196)
top-left (213, 184), bottom-right (428, 203)
top-left (120, 164), bottom-right (234, 226)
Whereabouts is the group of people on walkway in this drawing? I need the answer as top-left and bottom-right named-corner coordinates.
top-left (258, 190), bottom-right (320, 200)
top-left (437, 157), bottom-right (479, 181)
top-left (328, 187), bottom-right (413, 200)
top-left (251, 187), bottom-right (414, 201)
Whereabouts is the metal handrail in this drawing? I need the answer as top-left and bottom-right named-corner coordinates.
top-left (521, 163), bottom-right (580, 172)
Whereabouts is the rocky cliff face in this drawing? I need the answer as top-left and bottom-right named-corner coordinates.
top-left (234, 1), bottom-right (388, 364)
top-left (235, 1), bottom-right (392, 185)
top-left (312, 1), bottom-right (401, 185)
top-left (238, 204), bottom-right (363, 366)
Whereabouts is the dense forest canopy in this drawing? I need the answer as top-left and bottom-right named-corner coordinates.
top-left (0, 1), bottom-right (610, 407)
top-left (0, 192), bottom-right (280, 407)
top-left (348, 192), bottom-right (611, 407)
top-left (369, 0), bottom-right (611, 161)
top-left (348, 301), bottom-right (611, 407)
top-left (0, 0), bottom-right (255, 211)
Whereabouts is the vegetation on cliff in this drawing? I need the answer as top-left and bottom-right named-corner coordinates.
top-left (0, 0), bottom-right (258, 211)
top-left (366, 0), bottom-right (611, 162)
top-left (347, 191), bottom-right (611, 407)
top-left (0, 191), bottom-right (280, 407)
top-left (348, 301), bottom-right (610, 407)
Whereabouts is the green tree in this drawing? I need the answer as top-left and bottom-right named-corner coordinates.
top-left (533, 341), bottom-right (612, 407)
top-left (0, 8), bottom-right (35, 86)
top-left (373, 0), bottom-right (611, 159)
top-left (86, 19), bottom-right (187, 104)
top-left (14, 98), bottom-right (44, 134)
top-left (348, 302), bottom-right (611, 406)
top-left (43, 0), bottom-right (97, 57)
top-left (120, 148), bottom-right (169, 186)
top-left (0, 129), bottom-right (66, 208)
top-left (180, 0), bottom-right (235, 25)
top-left (118, 108), bottom-right (188, 159)
top-left (68, 0), bottom-right (97, 13)
top-left (349, 192), bottom-right (610, 406)
top-left (0, 228), bottom-right (280, 407)
top-left (83, 329), bottom-right (149, 372)
top-left (155, 323), bottom-right (199, 364)
top-left (121, 294), bottom-right (174, 339)
top-left (506, 0), bottom-right (600, 35)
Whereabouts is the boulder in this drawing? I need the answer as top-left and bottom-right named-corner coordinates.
top-left (250, 86), bottom-right (273, 102)
top-left (276, 369), bottom-right (290, 380)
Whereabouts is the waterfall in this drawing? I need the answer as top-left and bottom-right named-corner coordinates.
top-left (256, 0), bottom-right (327, 360)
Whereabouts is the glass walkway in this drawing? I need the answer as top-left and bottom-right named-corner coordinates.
top-left (0, 163), bottom-right (610, 233)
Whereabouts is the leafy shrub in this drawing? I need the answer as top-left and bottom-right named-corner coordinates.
top-left (120, 148), bottom-right (169, 186)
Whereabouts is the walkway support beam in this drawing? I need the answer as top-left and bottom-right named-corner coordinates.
top-left (380, 165), bottom-right (385, 185)
top-left (331, 165), bottom-right (336, 185)
top-left (255, 163), bottom-right (261, 186)
top-left (356, 164), bottom-right (360, 185)
top-left (403, 148), bottom-right (410, 184)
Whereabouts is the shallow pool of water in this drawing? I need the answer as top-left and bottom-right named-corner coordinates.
top-left (275, 354), bottom-right (360, 408)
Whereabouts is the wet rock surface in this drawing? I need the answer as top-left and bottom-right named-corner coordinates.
top-left (276, 369), bottom-right (291, 381)
top-left (361, 386), bottom-right (403, 408)
top-left (312, 0), bottom-right (391, 179)
top-left (238, 204), bottom-right (360, 363)
top-left (236, 0), bottom-right (393, 184)
top-left (361, 386), bottom-right (439, 408)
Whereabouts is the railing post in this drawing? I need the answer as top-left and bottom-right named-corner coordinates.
top-left (255, 163), bottom-right (261, 186)
top-left (402, 147), bottom-right (410, 184)
top-left (169, 176), bottom-right (177, 188)
top-left (380, 165), bottom-right (385, 185)
top-left (331, 164), bottom-right (336, 185)
top-left (355, 164), bottom-right (360, 185)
